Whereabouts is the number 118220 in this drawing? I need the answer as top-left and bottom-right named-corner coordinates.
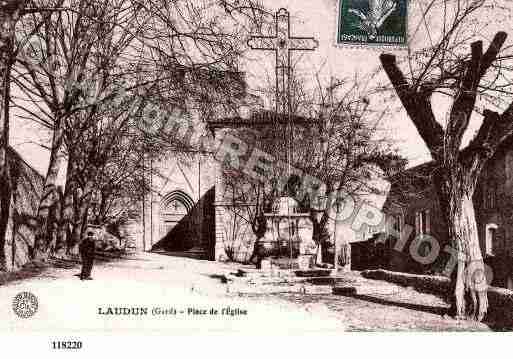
top-left (51, 341), bottom-right (82, 350)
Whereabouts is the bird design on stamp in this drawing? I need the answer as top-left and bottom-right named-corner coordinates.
top-left (349, 0), bottom-right (397, 40)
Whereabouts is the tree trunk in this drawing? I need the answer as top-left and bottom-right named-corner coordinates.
top-left (435, 169), bottom-right (488, 321)
top-left (97, 193), bottom-right (108, 225)
top-left (0, 150), bottom-right (10, 271)
top-left (310, 210), bottom-right (329, 265)
top-left (33, 115), bottom-right (66, 261)
top-left (339, 242), bottom-right (351, 272)
top-left (332, 219), bottom-right (352, 271)
top-left (334, 216), bottom-right (339, 272)
top-left (58, 157), bottom-right (78, 256)
top-left (0, 2), bottom-right (24, 271)
top-left (55, 190), bottom-right (73, 258)
top-left (47, 195), bottom-right (61, 256)
top-left (49, 185), bottom-right (69, 259)
top-left (0, 175), bottom-right (10, 271)
top-left (79, 204), bottom-right (90, 242)
top-left (451, 193), bottom-right (488, 321)
top-left (68, 182), bottom-right (94, 256)
top-left (248, 212), bottom-right (266, 265)
top-left (69, 206), bottom-right (87, 257)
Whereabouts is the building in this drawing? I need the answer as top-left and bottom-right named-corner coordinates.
top-left (2, 147), bottom-right (44, 271)
top-left (131, 108), bottom-right (318, 263)
top-left (137, 151), bottom-right (217, 259)
top-left (380, 138), bottom-right (513, 289)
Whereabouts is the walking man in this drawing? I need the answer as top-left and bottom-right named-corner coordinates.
top-left (79, 231), bottom-right (96, 280)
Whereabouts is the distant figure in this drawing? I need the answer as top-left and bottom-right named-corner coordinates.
top-left (79, 231), bottom-right (96, 280)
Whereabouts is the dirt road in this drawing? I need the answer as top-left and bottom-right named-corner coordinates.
top-left (0, 252), bottom-right (491, 332)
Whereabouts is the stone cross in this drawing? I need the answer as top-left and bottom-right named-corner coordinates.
top-left (248, 8), bottom-right (318, 114)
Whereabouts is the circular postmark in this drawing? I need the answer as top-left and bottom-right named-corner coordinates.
top-left (12, 291), bottom-right (38, 318)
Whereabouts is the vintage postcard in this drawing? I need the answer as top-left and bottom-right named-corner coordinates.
top-left (1, 0), bottom-right (513, 351)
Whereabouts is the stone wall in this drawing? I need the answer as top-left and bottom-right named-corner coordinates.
top-left (212, 127), bottom-right (258, 263)
top-left (214, 204), bottom-right (256, 263)
top-left (361, 269), bottom-right (513, 329)
top-left (4, 148), bottom-right (44, 271)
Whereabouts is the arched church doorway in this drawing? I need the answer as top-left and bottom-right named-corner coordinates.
top-left (160, 190), bottom-right (194, 239)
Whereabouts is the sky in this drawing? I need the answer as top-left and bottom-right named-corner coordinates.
top-left (10, 0), bottom-right (513, 177)
top-left (239, 0), bottom-right (440, 167)
top-left (243, 0), bottom-right (511, 167)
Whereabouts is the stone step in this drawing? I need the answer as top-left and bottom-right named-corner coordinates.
top-left (152, 247), bottom-right (207, 259)
top-left (332, 285), bottom-right (358, 296)
top-left (269, 258), bottom-right (299, 269)
top-left (294, 269), bottom-right (332, 277)
top-left (302, 276), bottom-right (353, 286)
top-left (186, 247), bottom-right (207, 254)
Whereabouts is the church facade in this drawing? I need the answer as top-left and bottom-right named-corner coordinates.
top-left (123, 7), bottom-right (324, 264)
top-left (137, 151), bottom-right (217, 259)
top-left (126, 108), bottom-right (319, 264)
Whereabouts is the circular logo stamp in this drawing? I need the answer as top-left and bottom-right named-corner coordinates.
top-left (12, 291), bottom-right (39, 318)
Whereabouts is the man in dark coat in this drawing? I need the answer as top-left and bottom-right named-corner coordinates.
top-left (79, 231), bottom-right (96, 280)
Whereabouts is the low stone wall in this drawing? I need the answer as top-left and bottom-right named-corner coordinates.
top-left (361, 269), bottom-right (513, 328)
top-left (486, 287), bottom-right (513, 328)
top-left (361, 269), bottom-right (452, 298)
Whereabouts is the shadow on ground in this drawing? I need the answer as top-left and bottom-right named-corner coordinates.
top-left (0, 264), bottom-right (47, 286)
top-left (338, 292), bottom-right (447, 316)
top-left (338, 291), bottom-right (512, 331)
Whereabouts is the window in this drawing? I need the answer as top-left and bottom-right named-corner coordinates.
top-left (485, 223), bottom-right (498, 256)
top-left (387, 214), bottom-right (402, 238)
top-left (392, 214), bottom-right (402, 234)
top-left (483, 181), bottom-right (497, 209)
top-left (415, 209), bottom-right (430, 236)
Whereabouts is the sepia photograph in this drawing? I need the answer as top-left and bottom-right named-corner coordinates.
top-left (1, 0), bottom-right (513, 351)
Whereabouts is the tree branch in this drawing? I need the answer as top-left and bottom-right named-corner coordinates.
top-left (480, 32), bottom-right (508, 78)
top-left (447, 33), bottom-right (508, 155)
top-left (380, 53), bottom-right (444, 160)
top-left (446, 40), bottom-right (483, 155)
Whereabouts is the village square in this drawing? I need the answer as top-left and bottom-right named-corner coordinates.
top-left (2, 0), bottom-right (513, 333)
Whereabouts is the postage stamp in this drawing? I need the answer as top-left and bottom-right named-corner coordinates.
top-left (337, 0), bottom-right (408, 46)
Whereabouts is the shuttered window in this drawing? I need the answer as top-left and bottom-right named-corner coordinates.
top-left (483, 181), bottom-right (497, 209)
top-left (485, 223), bottom-right (498, 256)
top-left (415, 209), bottom-right (430, 236)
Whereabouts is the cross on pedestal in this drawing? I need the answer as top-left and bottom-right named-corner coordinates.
top-left (248, 8), bottom-right (318, 115)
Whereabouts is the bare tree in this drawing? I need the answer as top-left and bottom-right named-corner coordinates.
top-left (379, 0), bottom-right (513, 320)
top-left (218, 69), bottom-right (404, 266)
top-left (0, 0), bottom-right (67, 270)
top-left (12, 0), bottom-right (149, 260)
top-left (0, 1), bottom-right (25, 271)
top-left (296, 75), bottom-right (405, 269)
top-left (8, 0), bottom-right (266, 262)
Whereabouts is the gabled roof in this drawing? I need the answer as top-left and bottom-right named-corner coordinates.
top-left (7, 146), bottom-right (44, 180)
top-left (384, 133), bottom-right (513, 209)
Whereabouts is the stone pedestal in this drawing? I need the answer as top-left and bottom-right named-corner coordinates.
top-left (297, 254), bottom-right (315, 270)
top-left (258, 196), bottom-right (316, 269)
